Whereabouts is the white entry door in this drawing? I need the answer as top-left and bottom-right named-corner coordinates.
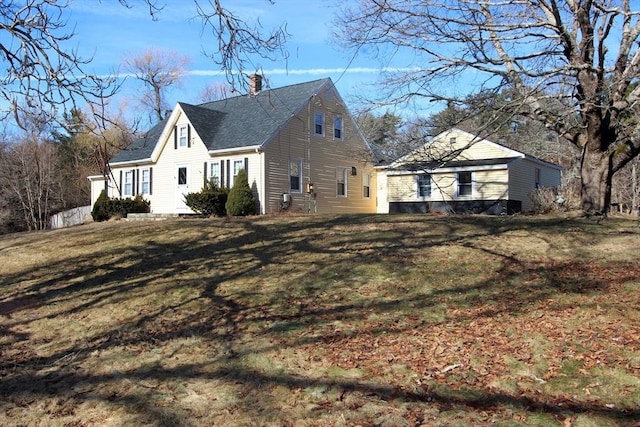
top-left (175, 164), bottom-right (190, 212)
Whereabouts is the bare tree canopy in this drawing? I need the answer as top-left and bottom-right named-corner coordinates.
top-left (195, 0), bottom-right (289, 90)
top-left (0, 0), bottom-right (117, 127)
top-left (123, 48), bottom-right (191, 122)
top-left (336, 0), bottom-right (640, 214)
top-left (0, 0), bottom-right (288, 128)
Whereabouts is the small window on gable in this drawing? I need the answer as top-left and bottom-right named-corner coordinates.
top-left (210, 161), bottom-right (220, 186)
top-left (457, 171), bottom-right (472, 197)
top-left (336, 167), bottom-right (347, 197)
top-left (314, 111), bottom-right (324, 136)
top-left (334, 115), bottom-right (343, 140)
top-left (449, 137), bottom-right (457, 144)
top-left (124, 170), bottom-right (133, 196)
top-left (417, 174), bottom-right (431, 198)
top-left (178, 124), bottom-right (188, 147)
top-left (290, 159), bottom-right (302, 192)
top-left (363, 173), bottom-right (371, 198)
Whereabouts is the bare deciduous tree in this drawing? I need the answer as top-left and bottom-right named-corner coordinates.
top-left (336, 0), bottom-right (640, 214)
top-left (195, 0), bottom-right (289, 91)
top-left (123, 48), bottom-right (190, 122)
top-left (0, 0), bottom-right (119, 127)
top-left (198, 81), bottom-right (233, 103)
top-left (0, 112), bottom-right (58, 231)
top-left (0, 0), bottom-right (288, 126)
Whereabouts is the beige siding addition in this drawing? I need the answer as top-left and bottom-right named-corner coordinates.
top-left (263, 87), bottom-right (376, 214)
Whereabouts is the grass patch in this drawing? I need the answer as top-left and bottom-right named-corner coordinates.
top-left (1, 213), bottom-right (639, 425)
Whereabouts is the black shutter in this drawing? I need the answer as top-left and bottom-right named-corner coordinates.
top-left (226, 160), bottom-right (231, 186)
top-left (174, 126), bottom-right (177, 149)
top-left (220, 161), bottom-right (225, 187)
top-left (244, 157), bottom-right (249, 175)
top-left (119, 170), bottom-right (123, 197)
top-left (187, 125), bottom-right (191, 148)
top-left (135, 169), bottom-right (140, 195)
top-left (203, 161), bottom-right (208, 184)
top-left (149, 167), bottom-right (153, 195)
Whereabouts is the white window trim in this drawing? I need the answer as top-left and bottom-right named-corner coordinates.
top-left (314, 111), bottom-right (324, 136)
top-left (210, 161), bottom-right (221, 186)
top-left (232, 159), bottom-right (244, 186)
top-left (290, 158), bottom-right (303, 193)
top-left (416, 174), bottom-right (432, 199)
top-left (333, 114), bottom-right (343, 140)
top-left (178, 124), bottom-right (188, 148)
top-left (123, 170), bottom-right (133, 196)
top-left (456, 171), bottom-right (474, 198)
top-left (141, 168), bottom-right (150, 195)
top-left (336, 167), bottom-right (347, 197)
top-left (362, 172), bottom-right (371, 199)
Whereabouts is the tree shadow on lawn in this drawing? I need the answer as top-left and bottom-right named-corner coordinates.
top-left (0, 214), bottom-right (638, 424)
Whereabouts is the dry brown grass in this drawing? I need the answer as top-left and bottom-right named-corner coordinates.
top-left (0, 213), bottom-right (639, 426)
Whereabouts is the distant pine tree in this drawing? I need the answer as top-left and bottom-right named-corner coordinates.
top-left (225, 169), bottom-right (256, 216)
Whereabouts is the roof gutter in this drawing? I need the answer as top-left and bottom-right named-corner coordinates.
top-left (208, 145), bottom-right (262, 155)
top-left (108, 158), bottom-right (154, 167)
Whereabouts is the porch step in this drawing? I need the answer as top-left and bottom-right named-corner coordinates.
top-left (125, 213), bottom-right (179, 221)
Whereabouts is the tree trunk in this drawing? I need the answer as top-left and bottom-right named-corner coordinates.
top-left (633, 161), bottom-right (638, 216)
top-left (580, 145), bottom-right (612, 214)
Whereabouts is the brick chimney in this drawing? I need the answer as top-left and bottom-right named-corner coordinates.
top-left (249, 74), bottom-right (262, 95)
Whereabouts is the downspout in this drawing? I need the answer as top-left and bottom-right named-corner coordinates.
top-left (256, 147), bottom-right (265, 214)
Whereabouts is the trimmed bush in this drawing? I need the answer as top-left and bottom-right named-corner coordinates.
top-left (91, 190), bottom-right (111, 222)
top-left (91, 191), bottom-right (150, 222)
top-left (185, 180), bottom-right (229, 216)
top-left (225, 169), bottom-right (256, 216)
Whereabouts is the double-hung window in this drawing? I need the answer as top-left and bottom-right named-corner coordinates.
top-left (141, 169), bottom-right (150, 195)
top-left (210, 162), bottom-right (221, 186)
top-left (314, 111), bottom-right (324, 136)
top-left (417, 174), bottom-right (431, 198)
top-left (457, 171), bottom-right (472, 197)
top-left (124, 170), bottom-right (133, 196)
top-left (362, 173), bottom-right (371, 198)
top-left (232, 160), bottom-right (244, 185)
top-left (290, 159), bottom-right (302, 192)
top-left (336, 167), bottom-right (347, 197)
top-left (178, 125), bottom-right (189, 148)
top-left (333, 115), bottom-right (343, 140)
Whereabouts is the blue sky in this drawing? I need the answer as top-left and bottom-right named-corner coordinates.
top-left (66, 0), bottom-right (400, 118)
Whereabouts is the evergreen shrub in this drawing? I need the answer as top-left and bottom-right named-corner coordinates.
top-left (91, 190), bottom-right (150, 221)
top-left (225, 169), bottom-right (256, 216)
top-left (185, 180), bottom-right (229, 216)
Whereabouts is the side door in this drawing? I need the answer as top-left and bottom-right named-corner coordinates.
top-left (175, 164), bottom-right (190, 212)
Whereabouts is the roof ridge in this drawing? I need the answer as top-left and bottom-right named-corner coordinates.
top-left (197, 77), bottom-right (330, 108)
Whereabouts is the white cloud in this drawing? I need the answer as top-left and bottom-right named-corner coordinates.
top-left (187, 66), bottom-right (420, 77)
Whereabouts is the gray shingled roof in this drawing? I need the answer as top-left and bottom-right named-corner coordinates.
top-left (110, 78), bottom-right (331, 164)
top-left (109, 117), bottom-right (169, 164)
